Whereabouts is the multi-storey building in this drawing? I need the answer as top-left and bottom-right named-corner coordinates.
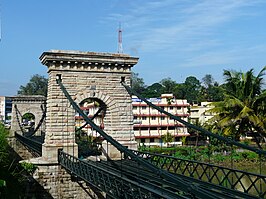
top-left (132, 94), bottom-right (190, 146)
top-left (75, 99), bottom-right (104, 138)
top-left (189, 102), bottom-right (214, 124)
top-left (0, 96), bottom-right (12, 124)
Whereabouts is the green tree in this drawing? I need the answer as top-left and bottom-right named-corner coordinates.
top-left (0, 123), bottom-right (8, 197)
top-left (173, 77), bottom-right (201, 102)
top-left (184, 76), bottom-right (201, 103)
top-left (142, 83), bottom-right (163, 98)
top-left (208, 67), bottom-right (266, 148)
top-left (161, 131), bottom-right (174, 147)
top-left (201, 74), bottom-right (223, 101)
top-left (173, 83), bottom-right (186, 99)
top-left (0, 124), bottom-right (8, 165)
top-left (160, 78), bottom-right (177, 94)
top-left (131, 72), bottom-right (146, 94)
top-left (17, 74), bottom-right (48, 96)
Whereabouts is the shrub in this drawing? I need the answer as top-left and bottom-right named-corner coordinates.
top-left (20, 162), bottom-right (37, 174)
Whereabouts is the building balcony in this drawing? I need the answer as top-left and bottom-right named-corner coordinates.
top-left (133, 123), bottom-right (185, 128)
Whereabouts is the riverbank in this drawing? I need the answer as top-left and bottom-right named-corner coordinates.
top-left (139, 145), bottom-right (266, 175)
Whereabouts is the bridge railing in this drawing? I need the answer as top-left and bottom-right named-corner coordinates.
top-left (122, 82), bottom-right (266, 156)
top-left (57, 77), bottom-right (227, 199)
top-left (58, 149), bottom-right (186, 199)
top-left (131, 150), bottom-right (266, 198)
top-left (15, 132), bottom-right (42, 156)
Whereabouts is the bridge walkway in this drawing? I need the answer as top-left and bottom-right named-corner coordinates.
top-left (14, 78), bottom-right (266, 198)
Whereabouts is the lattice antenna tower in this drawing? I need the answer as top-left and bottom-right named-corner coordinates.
top-left (117, 22), bottom-right (123, 53)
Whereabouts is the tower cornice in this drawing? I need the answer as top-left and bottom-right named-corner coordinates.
top-left (40, 50), bottom-right (139, 73)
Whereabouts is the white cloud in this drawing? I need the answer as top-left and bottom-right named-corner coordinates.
top-left (103, 0), bottom-right (266, 84)
top-left (104, 0), bottom-right (264, 54)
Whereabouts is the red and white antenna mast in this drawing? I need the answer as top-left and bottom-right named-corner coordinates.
top-left (118, 22), bottom-right (123, 53)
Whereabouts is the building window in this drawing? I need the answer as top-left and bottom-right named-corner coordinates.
top-left (160, 106), bottom-right (165, 110)
top-left (142, 106), bottom-right (146, 110)
top-left (133, 106), bottom-right (137, 110)
top-left (151, 116), bottom-right (156, 120)
top-left (141, 138), bottom-right (145, 143)
top-left (170, 106), bottom-right (174, 110)
top-left (133, 116), bottom-right (137, 120)
top-left (177, 107), bottom-right (181, 110)
top-left (150, 138), bottom-right (154, 143)
top-left (161, 116), bottom-right (165, 120)
top-left (142, 116), bottom-right (147, 120)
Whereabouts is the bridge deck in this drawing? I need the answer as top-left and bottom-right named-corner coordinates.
top-left (95, 159), bottom-right (258, 199)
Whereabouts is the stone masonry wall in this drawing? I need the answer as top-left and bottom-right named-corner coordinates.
top-left (8, 138), bottom-right (103, 199)
top-left (40, 50), bottom-right (139, 161)
top-left (10, 96), bottom-right (46, 137)
top-left (8, 137), bottom-right (35, 160)
top-left (34, 165), bottom-right (104, 199)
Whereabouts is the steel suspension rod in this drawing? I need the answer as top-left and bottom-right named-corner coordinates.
top-left (121, 81), bottom-right (266, 156)
top-left (56, 77), bottom-right (222, 199)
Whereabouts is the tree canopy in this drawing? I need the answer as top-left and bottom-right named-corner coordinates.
top-left (17, 74), bottom-right (48, 96)
top-left (208, 66), bottom-right (266, 147)
top-left (200, 74), bottom-right (223, 102)
top-left (131, 72), bottom-right (146, 94)
top-left (132, 72), bottom-right (222, 103)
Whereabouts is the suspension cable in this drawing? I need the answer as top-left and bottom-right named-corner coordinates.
top-left (14, 104), bottom-right (26, 134)
top-left (56, 77), bottom-right (226, 199)
top-left (25, 104), bottom-right (46, 137)
top-left (121, 82), bottom-right (266, 156)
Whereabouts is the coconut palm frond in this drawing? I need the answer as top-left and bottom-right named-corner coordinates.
top-left (207, 67), bottom-right (266, 143)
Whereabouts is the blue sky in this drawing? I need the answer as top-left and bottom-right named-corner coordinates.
top-left (0, 0), bottom-right (266, 96)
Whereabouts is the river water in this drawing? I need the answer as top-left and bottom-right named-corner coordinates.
top-left (195, 163), bottom-right (266, 198)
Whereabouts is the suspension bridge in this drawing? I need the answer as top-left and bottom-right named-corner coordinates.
top-left (11, 50), bottom-right (266, 199)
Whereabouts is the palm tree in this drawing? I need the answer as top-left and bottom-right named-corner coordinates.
top-left (208, 66), bottom-right (266, 148)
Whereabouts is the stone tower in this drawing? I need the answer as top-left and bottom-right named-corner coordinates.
top-left (40, 50), bottom-right (139, 162)
top-left (10, 95), bottom-right (46, 137)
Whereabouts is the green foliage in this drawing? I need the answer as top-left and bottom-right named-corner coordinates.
top-left (0, 124), bottom-right (33, 197)
top-left (241, 138), bottom-right (252, 146)
top-left (207, 66), bottom-right (266, 147)
top-left (200, 74), bottom-right (224, 102)
top-left (0, 124), bottom-right (8, 197)
top-left (22, 113), bottom-right (35, 121)
top-left (20, 162), bottom-right (37, 174)
top-left (138, 146), bottom-right (177, 154)
top-left (160, 78), bottom-right (177, 94)
top-left (17, 74), bottom-right (48, 96)
top-left (173, 83), bottom-right (186, 99)
top-left (0, 179), bottom-right (6, 187)
top-left (140, 145), bottom-right (260, 164)
top-left (131, 72), bottom-right (146, 94)
top-left (131, 72), bottom-right (227, 105)
top-left (181, 136), bottom-right (187, 146)
top-left (184, 76), bottom-right (201, 103)
top-left (0, 124), bottom-right (9, 164)
top-left (161, 131), bottom-right (174, 147)
top-left (142, 83), bottom-right (163, 98)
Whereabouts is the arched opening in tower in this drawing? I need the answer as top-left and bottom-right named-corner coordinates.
top-left (75, 98), bottom-right (107, 158)
top-left (22, 112), bottom-right (35, 134)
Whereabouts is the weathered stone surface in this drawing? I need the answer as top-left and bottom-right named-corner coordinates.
top-left (10, 95), bottom-right (46, 137)
top-left (40, 50), bottom-right (139, 161)
top-left (11, 50), bottom-right (140, 198)
top-left (33, 164), bottom-right (103, 199)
